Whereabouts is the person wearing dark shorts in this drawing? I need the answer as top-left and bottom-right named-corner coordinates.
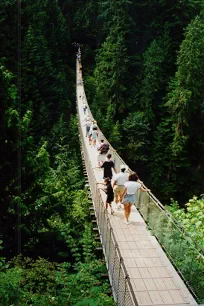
top-left (97, 178), bottom-right (114, 214)
top-left (101, 154), bottom-right (117, 179)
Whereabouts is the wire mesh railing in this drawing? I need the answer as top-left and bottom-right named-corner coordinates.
top-left (135, 191), bottom-right (204, 303)
top-left (76, 59), bottom-right (203, 304)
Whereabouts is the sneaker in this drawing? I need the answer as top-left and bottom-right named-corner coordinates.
top-left (123, 220), bottom-right (130, 225)
top-left (111, 210), bottom-right (114, 215)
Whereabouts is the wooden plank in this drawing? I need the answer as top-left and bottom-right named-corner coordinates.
top-left (159, 291), bottom-right (174, 304)
top-left (149, 291), bottom-right (163, 305)
top-left (143, 279), bottom-right (157, 291)
top-left (133, 279), bottom-right (147, 291)
top-left (137, 292), bottom-right (152, 305)
top-left (129, 267), bottom-right (142, 279)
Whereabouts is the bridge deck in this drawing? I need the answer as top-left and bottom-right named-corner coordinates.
top-left (76, 63), bottom-right (197, 306)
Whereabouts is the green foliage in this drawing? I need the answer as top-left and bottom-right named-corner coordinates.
top-left (163, 196), bottom-right (204, 302)
top-left (167, 196), bottom-right (204, 248)
top-left (167, 14), bottom-right (204, 139)
top-left (48, 215), bottom-right (82, 262)
top-left (81, 224), bottom-right (95, 263)
top-left (0, 267), bottom-right (22, 305)
top-left (73, 0), bottom-right (99, 44)
top-left (122, 112), bottom-right (150, 163)
top-left (72, 190), bottom-right (90, 222)
top-left (94, 32), bottom-right (129, 113)
top-left (0, 257), bottom-right (115, 306)
top-left (57, 260), bottom-right (115, 306)
top-left (85, 0), bottom-right (204, 205)
top-left (1, 0), bottom-right (204, 304)
top-left (138, 193), bottom-right (204, 302)
top-left (164, 13), bottom-right (204, 200)
top-left (109, 121), bottom-right (121, 150)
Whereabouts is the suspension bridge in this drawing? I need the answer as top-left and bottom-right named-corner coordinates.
top-left (76, 57), bottom-right (203, 306)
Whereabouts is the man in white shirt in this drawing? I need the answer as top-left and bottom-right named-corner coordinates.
top-left (113, 165), bottom-right (129, 210)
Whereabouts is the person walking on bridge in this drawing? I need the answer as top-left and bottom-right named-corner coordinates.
top-left (82, 101), bottom-right (87, 114)
top-left (97, 178), bottom-right (114, 215)
top-left (101, 154), bottom-right (117, 180)
top-left (83, 116), bottom-right (91, 137)
top-left (97, 139), bottom-right (109, 166)
top-left (113, 165), bottom-right (129, 210)
top-left (120, 172), bottom-right (150, 224)
top-left (90, 120), bottom-right (98, 147)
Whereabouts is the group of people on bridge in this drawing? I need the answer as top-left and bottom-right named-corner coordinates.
top-left (82, 104), bottom-right (150, 225)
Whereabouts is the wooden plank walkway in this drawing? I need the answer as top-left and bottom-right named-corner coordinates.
top-left (76, 63), bottom-right (197, 306)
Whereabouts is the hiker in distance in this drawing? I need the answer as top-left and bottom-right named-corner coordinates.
top-left (89, 120), bottom-right (98, 147)
top-left (82, 101), bottom-right (87, 114)
top-left (120, 172), bottom-right (150, 225)
top-left (83, 116), bottom-right (91, 137)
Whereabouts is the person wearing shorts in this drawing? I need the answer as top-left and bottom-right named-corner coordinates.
top-left (120, 172), bottom-right (150, 224)
top-left (91, 121), bottom-right (98, 146)
top-left (113, 165), bottom-right (129, 210)
top-left (91, 129), bottom-right (97, 146)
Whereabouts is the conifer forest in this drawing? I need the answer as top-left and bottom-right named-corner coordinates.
top-left (0, 1), bottom-right (203, 305)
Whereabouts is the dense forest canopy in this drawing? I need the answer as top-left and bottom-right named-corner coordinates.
top-left (82, 0), bottom-right (204, 205)
top-left (0, 0), bottom-right (203, 305)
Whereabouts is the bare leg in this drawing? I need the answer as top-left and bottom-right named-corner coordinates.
top-left (115, 193), bottom-right (119, 204)
top-left (124, 203), bottom-right (131, 222)
top-left (114, 191), bottom-right (120, 210)
top-left (108, 202), bottom-right (114, 215)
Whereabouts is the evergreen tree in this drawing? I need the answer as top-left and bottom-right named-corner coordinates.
top-left (151, 12), bottom-right (204, 201)
top-left (167, 12), bottom-right (204, 200)
top-left (0, 64), bottom-right (19, 256)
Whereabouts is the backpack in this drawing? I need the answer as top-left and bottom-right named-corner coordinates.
top-left (100, 143), bottom-right (109, 154)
